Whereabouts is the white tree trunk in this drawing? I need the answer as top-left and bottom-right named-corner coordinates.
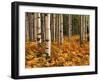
top-left (45, 14), bottom-right (51, 56)
top-left (37, 13), bottom-right (41, 43)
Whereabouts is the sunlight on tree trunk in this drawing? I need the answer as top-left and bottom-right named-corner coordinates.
top-left (37, 13), bottom-right (41, 43)
top-left (45, 14), bottom-right (51, 56)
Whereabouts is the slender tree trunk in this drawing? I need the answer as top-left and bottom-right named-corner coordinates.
top-left (50, 14), bottom-right (54, 41)
top-left (58, 14), bottom-right (61, 45)
top-left (56, 15), bottom-right (59, 43)
top-left (25, 13), bottom-right (29, 42)
top-left (60, 14), bottom-right (63, 45)
top-left (80, 15), bottom-right (83, 46)
top-left (45, 14), bottom-right (51, 56)
top-left (53, 14), bottom-right (56, 42)
top-left (41, 14), bottom-right (45, 42)
top-left (43, 14), bottom-right (46, 42)
top-left (68, 14), bottom-right (72, 40)
top-left (33, 13), bottom-right (37, 42)
top-left (87, 16), bottom-right (90, 41)
top-left (31, 13), bottom-right (34, 41)
top-left (55, 15), bottom-right (58, 42)
top-left (83, 16), bottom-right (86, 41)
top-left (37, 13), bottom-right (41, 43)
top-left (85, 15), bottom-right (90, 41)
top-left (28, 13), bottom-right (34, 42)
top-left (85, 16), bottom-right (87, 41)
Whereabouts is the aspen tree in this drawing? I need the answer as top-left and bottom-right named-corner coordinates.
top-left (25, 13), bottom-right (29, 42)
top-left (80, 15), bottom-right (83, 46)
top-left (28, 13), bottom-right (34, 41)
top-left (87, 16), bottom-right (90, 41)
top-left (60, 14), bottom-right (63, 44)
top-left (53, 14), bottom-right (56, 42)
top-left (42, 14), bottom-right (45, 42)
top-left (45, 14), bottom-right (51, 56)
top-left (55, 15), bottom-right (58, 42)
top-left (37, 13), bottom-right (41, 43)
top-left (58, 14), bottom-right (61, 45)
top-left (33, 13), bottom-right (37, 42)
top-left (83, 16), bottom-right (86, 41)
top-left (41, 13), bottom-right (45, 42)
top-left (68, 14), bottom-right (72, 40)
top-left (50, 14), bottom-right (54, 41)
top-left (85, 16), bottom-right (88, 41)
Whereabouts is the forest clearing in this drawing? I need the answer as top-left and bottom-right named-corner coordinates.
top-left (25, 13), bottom-right (90, 68)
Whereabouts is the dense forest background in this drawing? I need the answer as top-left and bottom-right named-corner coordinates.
top-left (25, 12), bottom-right (90, 68)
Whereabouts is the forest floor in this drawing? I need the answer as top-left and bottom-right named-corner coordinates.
top-left (25, 35), bottom-right (89, 68)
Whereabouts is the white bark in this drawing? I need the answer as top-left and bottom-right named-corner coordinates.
top-left (45, 14), bottom-right (51, 56)
top-left (37, 13), bottom-right (41, 43)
